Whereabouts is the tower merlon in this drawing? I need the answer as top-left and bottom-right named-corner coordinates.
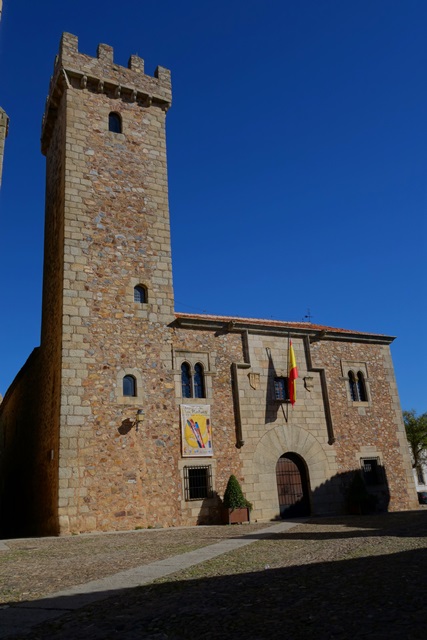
top-left (41, 32), bottom-right (172, 155)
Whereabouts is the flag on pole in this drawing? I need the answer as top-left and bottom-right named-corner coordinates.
top-left (288, 340), bottom-right (298, 406)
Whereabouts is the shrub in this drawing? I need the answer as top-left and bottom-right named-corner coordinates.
top-left (223, 475), bottom-right (252, 510)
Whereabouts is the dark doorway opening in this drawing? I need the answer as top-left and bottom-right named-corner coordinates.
top-left (276, 452), bottom-right (311, 518)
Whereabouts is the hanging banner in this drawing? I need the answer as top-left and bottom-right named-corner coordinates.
top-left (180, 404), bottom-right (213, 457)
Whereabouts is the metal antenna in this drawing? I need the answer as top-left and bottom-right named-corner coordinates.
top-left (303, 308), bottom-right (313, 322)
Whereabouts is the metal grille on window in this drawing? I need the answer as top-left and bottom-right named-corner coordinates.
top-left (274, 377), bottom-right (289, 401)
top-left (361, 457), bottom-right (383, 485)
top-left (184, 466), bottom-right (213, 500)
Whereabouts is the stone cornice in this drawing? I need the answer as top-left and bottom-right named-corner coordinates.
top-left (173, 313), bottom-right (395, 345)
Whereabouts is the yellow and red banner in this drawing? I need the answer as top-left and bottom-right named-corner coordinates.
top-left (288, 340), bottom-right (298, 406)
top-left (181, 404), bottom-right (213, 457)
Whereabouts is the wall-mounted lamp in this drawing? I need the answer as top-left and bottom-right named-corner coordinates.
top-left (135, 409), bottom-right (145, 432)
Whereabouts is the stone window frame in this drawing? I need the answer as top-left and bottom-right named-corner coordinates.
top-left (355, 447), bottom-right (385, 485)
top-left (182, 465), bottom-right (213, 501)
top-left (104, 107), bottom-right (125, 141)
top-left (341, 360), bottom-right (371, 407)
top-left (178, 458), bottom-right (217, 505)
top-left (180, 361), bottom-right (206, 399)
top-left (115, 367), bottom-right (144, 406)
top-left (360, 456), bottom-right (386, 487)
top-left (123, 374), bottom-right (137, 397)
top-left (127, 278), bottom-right (149, 319)
top-left (173, 350), bottom-right (215, 404)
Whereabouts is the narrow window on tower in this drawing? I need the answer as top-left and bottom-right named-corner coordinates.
top-left (123, 374), bottom-right (136, 397)
top-left (133, 285), bottom-right (147, 304)
top-left (109, 112), bottom-right (122, 133)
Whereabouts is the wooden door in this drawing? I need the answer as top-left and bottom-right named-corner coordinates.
top-left (276, 453), bottom-right (310, 517)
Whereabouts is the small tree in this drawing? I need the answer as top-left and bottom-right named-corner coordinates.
top-left (404, 410), bottom-right (427, 471)
top-left (223, 475), bottom-right (252, 510)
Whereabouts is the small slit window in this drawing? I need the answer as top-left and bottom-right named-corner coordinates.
top-left (134, 285), bottom-right (147, 304)
top-left (184, 466), bottom-right (213, 500)
top-left (109, 112), bottom-right (122, 133)
top-left (123, 374), bottom-right (136, 397)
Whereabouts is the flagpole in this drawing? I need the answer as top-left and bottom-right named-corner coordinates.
top-left (287, 331), bottom-right (290, 419)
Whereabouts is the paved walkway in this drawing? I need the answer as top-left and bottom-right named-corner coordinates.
top-left (0, 520), bottom-right (303, 639)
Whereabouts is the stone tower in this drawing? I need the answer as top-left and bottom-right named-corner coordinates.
top-left (40, 33), bottom-right (177, 533)
top-left (0, 107), bottom-right (8, 189)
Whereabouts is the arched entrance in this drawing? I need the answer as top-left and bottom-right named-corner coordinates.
top-left (276, 452), bottom-right (310, 518)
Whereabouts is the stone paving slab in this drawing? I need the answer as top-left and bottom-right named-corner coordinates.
top-left (0, 520), bottom-right (303, 638)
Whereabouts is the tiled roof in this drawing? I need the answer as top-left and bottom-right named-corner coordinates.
top-left (174, 311), bottom-right (394, 342)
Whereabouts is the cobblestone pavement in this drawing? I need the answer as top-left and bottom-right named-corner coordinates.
top-left (1, 510), bottom-right (427, 639)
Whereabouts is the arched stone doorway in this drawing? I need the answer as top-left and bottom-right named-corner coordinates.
top-left (276, 452), bottom-right (311, 518)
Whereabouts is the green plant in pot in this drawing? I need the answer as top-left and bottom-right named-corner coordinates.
top-left (222, 474), bottom-right (252, 524)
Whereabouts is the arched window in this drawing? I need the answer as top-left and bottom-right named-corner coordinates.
top-left (348, 371), bottom-right (358, 401)
top-left (109, 112), bottom-right (122, 133)
top-left (181, 362), bottom-right (192, 398)
top-left (356, 371), bottom-right (367, 402)
top-left (134, 285), bottom-right (147, 303)
top-left (193, 363), bottom-right (205, 399)
top-left (123, 374), bottom-right (136, 397)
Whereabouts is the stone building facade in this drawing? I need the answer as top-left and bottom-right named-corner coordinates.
top-left (0, 34), bottom-right (418, 537)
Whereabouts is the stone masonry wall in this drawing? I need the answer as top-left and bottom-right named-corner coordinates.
top-left (172, 327), bottom-right (245, 523)
top-left (0, 349), bottom-right (59, 537)
top-left (235, 333), bottom-right (340, 521)
top-left (41, 34), bottom-right (179, 533)
top-left (311, 339), bottom-right (417, 511)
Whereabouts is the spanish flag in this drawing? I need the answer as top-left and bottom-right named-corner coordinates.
top-left (288, 340), bottom-right (298, 406)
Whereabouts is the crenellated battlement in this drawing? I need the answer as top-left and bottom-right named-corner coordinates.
top-left (41, 33), bottom-right (171, 154)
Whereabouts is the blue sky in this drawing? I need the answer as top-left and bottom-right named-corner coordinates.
top-left (0, 0), bottom-right (426, 413)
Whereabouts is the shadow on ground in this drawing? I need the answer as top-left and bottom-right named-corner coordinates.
top-left (3, 512), bottom-right (427, 640)
top-left (240, 510), bottom-right (427, 541)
